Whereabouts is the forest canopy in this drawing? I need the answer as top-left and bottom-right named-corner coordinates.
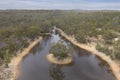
top-left (0, 10), bottom-right (120, 65)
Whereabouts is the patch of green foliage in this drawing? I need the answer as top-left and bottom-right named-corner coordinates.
top-left (113, 40), bottom-right (120, 60)
top-left (103, 30), bottom-right (117, 41)
top-left (96, 44), bottom-right (112, 56)
top-left (50, 42), bottom-right (71, 60)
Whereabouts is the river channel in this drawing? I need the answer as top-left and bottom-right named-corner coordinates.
top-left (17, 32), bottom-right (115, 80)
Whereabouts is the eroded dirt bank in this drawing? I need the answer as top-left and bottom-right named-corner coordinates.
top-left (8, 37), bottom-right (43, 80)
top-left (56, 27), bottom-right (120, 80)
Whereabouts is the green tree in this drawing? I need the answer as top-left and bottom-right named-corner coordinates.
top-left (50, 42), bottom-right (71, 60)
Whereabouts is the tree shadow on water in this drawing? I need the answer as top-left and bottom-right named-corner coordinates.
top-left (73, 46), bottom-right (91, 57)
top-left (95, 56), bottom-right (112, 73)
top-left (49, 64), bottom-right (65, 80)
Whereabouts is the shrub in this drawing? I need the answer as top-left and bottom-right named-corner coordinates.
top-left (96, 44), bottom-right (111, 55)
top-left (114, 40), bottom-right (120, 60)
top-left (75, 30), bottom-right (86, 43)
top-left (49, 42), bottom-right (71, 60)
top-left (103, 30), bottom-right (117, 41)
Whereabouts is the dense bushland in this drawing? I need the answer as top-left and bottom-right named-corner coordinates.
top-left (0, 10), bottom-right (120, 65)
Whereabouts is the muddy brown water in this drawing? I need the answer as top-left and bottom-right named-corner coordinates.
top-left (17, 33), bottom-right (115, 80)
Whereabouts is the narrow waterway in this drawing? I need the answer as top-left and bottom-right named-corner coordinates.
top-left (17, 32), bottom-right (115, 80)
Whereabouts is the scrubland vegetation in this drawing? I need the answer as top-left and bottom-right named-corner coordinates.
top-left (0, 10), bottom-right (120, 65)
top-left (50, 42), bottom-right (71, 60)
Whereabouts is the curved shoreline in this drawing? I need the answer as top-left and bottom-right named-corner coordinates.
top-left (9, 36), bottom-right (43, 80)
top-left (46, 54), bottom-right (72, 64)
top-left (56, 27), bottom-right (120, 80)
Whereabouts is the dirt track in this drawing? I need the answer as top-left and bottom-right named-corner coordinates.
top-left (56, 27), bottom-right (120, 80)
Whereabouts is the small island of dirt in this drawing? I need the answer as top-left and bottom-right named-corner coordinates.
top-left (46, 54), bottom-right (72, 64)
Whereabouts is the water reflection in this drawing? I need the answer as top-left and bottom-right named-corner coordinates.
top-left (31, 43), bottom-right (42, 55)
top-left (17, 32), bottom-right (115, 80)
top-left (95, 56), bottom-right (112, 73)
top-left (73, 46), bottom-right (91, 57)
top-left (49, 64), bottom-right (65, 80)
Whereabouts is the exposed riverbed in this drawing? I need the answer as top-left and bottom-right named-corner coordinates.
top-left (17, 33), bottom-right (115, 80)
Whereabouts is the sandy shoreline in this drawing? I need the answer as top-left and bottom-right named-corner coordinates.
top-left (1, 28), bottom-right (119, 80)
top-left (8, 36), bottom-right (43, 80)
top-left (46, 54), bottom-right (72, 64)
top-left (56, 27), bottom-right (120, 80)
